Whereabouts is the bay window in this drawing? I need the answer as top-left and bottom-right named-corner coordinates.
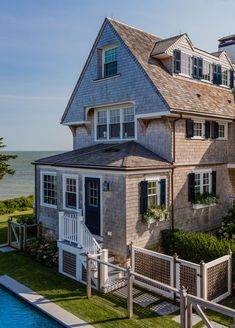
top-left (96, 106), bottom-right (135, 141)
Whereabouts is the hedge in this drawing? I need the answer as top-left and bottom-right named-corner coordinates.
top-left (0, 195), bottom-right (34, 215)
top-left (161, 229), bottom-right (231, 263)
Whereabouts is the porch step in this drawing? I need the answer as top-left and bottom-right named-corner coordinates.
top-left (103, 278), bottom-right (127, 293)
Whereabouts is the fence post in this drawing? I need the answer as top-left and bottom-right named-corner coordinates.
top-left (86, 253), bottom-right (92, 299)
top-left (200, 260), bottom-right (206, 299)
top-left (100, 249), bottom-right (108, 290)
top-left (180, 286), bottom-right (188, 328)
top-left (7, 218), bottom-right (12, 245)
top-left (58, 212), bottom-right (64, 241)
top-left (173, 253), bottom-right (179, 300)
top-left (228, 250), bottom-right (233, 296)
top-left (127, 267), bottom-right (134, 319)
top-left (187, 300), bottom-right (192, 328)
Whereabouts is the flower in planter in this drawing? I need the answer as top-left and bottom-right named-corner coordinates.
top-left (143, 205), bottom-right (168, 226)
top-left (194, 193), bottom-right (218, 205)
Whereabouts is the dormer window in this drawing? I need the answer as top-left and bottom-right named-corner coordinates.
top-left (103, 46), bottom-right (118, 78)
top-left (221, 68), bottom-right (229, 87)
top-left (202, 61), bottom-right (211, 81)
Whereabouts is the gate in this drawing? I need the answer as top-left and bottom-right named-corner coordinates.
top-left (8, 221), bottom-right (22, 249)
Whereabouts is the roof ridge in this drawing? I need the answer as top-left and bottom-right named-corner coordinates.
top-left (154, 33), bottom-right (185, 44)
top-left (106, 17), bottom-right (162, 40)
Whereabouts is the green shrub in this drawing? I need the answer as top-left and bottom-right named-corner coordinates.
top-left (218, 205), bottom-right (235, 240)
top-left (161, 229), bottom-right (230, 263)
top-left (16, 214), bottom-right (35, 225)
top-left (0, 195), bottom-right (33, 215)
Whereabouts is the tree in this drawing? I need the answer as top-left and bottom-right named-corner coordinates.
top-left (0, 137), bottom-right (17, 180)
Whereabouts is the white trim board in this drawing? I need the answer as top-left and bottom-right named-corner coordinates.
top-left (0, 275), bottom-right (93, 328)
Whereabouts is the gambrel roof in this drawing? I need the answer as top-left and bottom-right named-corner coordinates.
top-left (108, 18), bottom-right (235, 119)
top-left (62, 18), bottom-right (235, 123)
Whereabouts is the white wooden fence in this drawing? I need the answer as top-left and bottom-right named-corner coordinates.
top-left (131, 245), bottom-right (232, 302)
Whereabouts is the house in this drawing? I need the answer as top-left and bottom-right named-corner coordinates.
top-left (33, 18), bottom-right (235, 283)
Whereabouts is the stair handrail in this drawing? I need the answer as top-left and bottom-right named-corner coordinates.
top-left (80, 216), bottom-right (102, 254)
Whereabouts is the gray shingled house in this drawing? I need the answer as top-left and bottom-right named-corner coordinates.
top-left (34, 18), bottom-right (235, 286)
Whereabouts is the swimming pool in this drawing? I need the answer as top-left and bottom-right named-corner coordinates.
top-left (0, 286), bottom-right (63, 327)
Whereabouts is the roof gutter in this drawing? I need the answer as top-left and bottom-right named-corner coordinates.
top-left (170, 109), bottom-right (235, 121)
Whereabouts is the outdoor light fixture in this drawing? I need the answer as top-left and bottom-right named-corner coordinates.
top-left (103, 181), bottom-right (112, 192)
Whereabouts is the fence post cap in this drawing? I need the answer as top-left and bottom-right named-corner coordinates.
top-left (200, 260), bottom-right (205, 265)
top-left (173, 253), bottom-right (178, 258)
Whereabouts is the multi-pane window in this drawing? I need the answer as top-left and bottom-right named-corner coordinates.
top-left (64, 177), bottom-right (77, 210)
top-left (109, 109), bottom-right (120, 139)
top-left (147, 181), bottom-right (159, 207)
top-left (96, 106), bottom-right (135, 141)
top-left (194, 171), bottom-right (212, 196)
top-left (218, 123), bottom-right (226, 139)
top-left (103, 47), bottom-right (118, 78)
top-left (181, 53), bottom-right (191, 76)
top-left (221, 68), bottom-right (228, 86)
top-left (193, 122), bottom-right (204, 137)
top-left (42, 174), bottom-right (57, 206)
top-left (97, 110), bottom-right (107, 140)
top-left (203, 61), bottom-right (211, 81)
top-left (88, 181), bottom-right (99, 207)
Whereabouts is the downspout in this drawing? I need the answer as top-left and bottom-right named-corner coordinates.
top-left (171, 114), bottom-right (182, 231)
top-left (34, 165), bottom-right (38, 223)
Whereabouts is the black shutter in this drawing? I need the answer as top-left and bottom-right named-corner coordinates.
top-left (160, 179), bottom-right (166, 207)
top-left (139, 181), bottom-right (148, 214)
top-left (174, 49), bottom-right (181, 73)
top-left (230, 70), bottom-right (234, 89)
top-left (205, 121), bottom-right (211, 139)
top-left (188, 173), bottom-right (195, 202)
top-left (213, 64), bottom-right (217, 84)
top-left (211, 121), bottom-right (219, 139)
top-left (217, 65), bottom-right (222, 85)
top-left (186, 119), bottom-right (194, 138)
top-left (212, 171), bottom-right (216, 195)
top-left (192, 56), bottom-right (197, 78)
top-left (198, 58), bottom-right (203, 79)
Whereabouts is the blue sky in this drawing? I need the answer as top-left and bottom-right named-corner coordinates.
top-left (1, 0), bottom-right (235, 150)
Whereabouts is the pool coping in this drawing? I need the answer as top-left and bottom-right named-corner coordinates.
top-left (0, 275), bottom-right (93, 328)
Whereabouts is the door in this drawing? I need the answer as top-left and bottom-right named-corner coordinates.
top-left (84, 177), bottom-right (101, 235)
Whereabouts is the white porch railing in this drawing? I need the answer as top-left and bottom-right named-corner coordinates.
top-left (58, 212), bottom-right (101, 254)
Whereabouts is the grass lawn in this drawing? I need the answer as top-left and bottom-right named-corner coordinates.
top-left (0, 251), bottom-right (181, 328)
top-left (0, 209), bottom-right (33, 244)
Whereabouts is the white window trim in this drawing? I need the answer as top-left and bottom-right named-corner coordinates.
top-left (40, 171), bottom-right (57, 209)
top-left (192, 169), bottom-right (212, 195)
top-left (192, 120), bottom-right (205, 140)
top-left (144, 176), bottom-right (163, 207)
top-left (62, 174), bottom-right (79, 212)
top-left (217, 122), bottom-right (228, 140)
top-left (102, 44), bottom-right (118, 78)
top-left (94, 104), bottom-right (137, 142)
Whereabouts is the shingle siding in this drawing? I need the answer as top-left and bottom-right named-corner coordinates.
top-left (63, 22), bottom-right (168, 126)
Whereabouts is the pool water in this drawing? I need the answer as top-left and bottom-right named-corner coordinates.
top-left (0, 287), bottom-right (63, 327)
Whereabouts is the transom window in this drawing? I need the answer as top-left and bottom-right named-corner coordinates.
top-left (194, 171), bottom-right (212, 196)
top-left (42, 173), bottom-right (57, 207)
top-left (63, 175), bottom-right (78, 210)
top-left (96, 106), bottom-right (135, 141)
top-left (103, 47), bottom-right (118, 78)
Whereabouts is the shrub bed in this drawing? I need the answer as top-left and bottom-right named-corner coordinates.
top-left (161, 229), bottom-right (230, 263)
top-left (25, 239), bottom-right (58, 268)
top-left (0, 195), bottom-right (34, 215)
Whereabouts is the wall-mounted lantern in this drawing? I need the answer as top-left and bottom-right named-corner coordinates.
top-left (103, 181), bottom-right (112, 192)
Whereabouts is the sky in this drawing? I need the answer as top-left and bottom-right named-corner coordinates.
top-left (1, 0), bottom-right (235, 151)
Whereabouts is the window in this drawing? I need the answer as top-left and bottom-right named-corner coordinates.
top-left (41, 173), bottom-right (57, 207)
top-left (96, 106), bottom-right (135, 141)
top-left (88, 181), bottom-right (99, 207)
top-left (221, 68), bottom-right (228, 86)
top-left (147, 181), bottom-right (159, 207)
top-left (103, 47), bottom-right (118, 78)
top-left (63, 175), bottom-right (78, 210)
top-left (202, 61), bottom-right (211, 81)
top-left (181, 53), bottom-right (191, 76)
top-left (193, 122), bottom-right (204, 138)
top-left (218, 123), bottom-right (227, 139)
top-left (194, 171), bottom-right (212, 195)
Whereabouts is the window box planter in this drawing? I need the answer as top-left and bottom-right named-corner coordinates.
top-left (142, 205), bottom-right (168, 228)
top-left (192, 203), bottom-right (217, 210)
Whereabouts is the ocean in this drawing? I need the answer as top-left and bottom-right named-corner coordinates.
top-left (0, 151), bottom-right (62, 200)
